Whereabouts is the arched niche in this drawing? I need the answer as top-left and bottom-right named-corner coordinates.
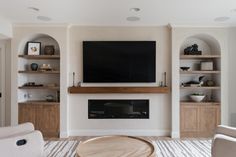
top-left (18, 33), bottom-right (60, 55)
top-left (180, 34), bottom-right (221, 55)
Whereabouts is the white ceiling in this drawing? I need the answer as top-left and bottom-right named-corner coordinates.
top-left (0, 0), bottom-right (236, 26)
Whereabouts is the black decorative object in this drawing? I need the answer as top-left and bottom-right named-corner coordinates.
top-left (164, 72), bottom-right (167, 87)
top-left (184, 44), bottom-right (202, 55)
top-left (183, 76), bottom-right (205, 87)
top-left (73, 72), bottom-right (75, 87)
top-left (44, 45), bottom-right (55, 55)
top-left (30, 63), bottom-right (38, 71)
top-left (180, 67), bottom-right (190, 71)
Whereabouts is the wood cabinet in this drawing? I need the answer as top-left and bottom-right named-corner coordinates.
top-left (180, 103), bottom-right (220, 137)
top-left (19, 103), bottom-right (60, 138)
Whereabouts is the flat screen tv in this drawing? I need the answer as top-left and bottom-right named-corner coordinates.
top-left (83, 41), bottom-right (156, 83)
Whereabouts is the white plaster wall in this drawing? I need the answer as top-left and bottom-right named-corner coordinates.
top-left (0, 16), bottom-right (12, 38)
top-left (171, 27), bottom-right (229, 138)
top-left (11, 25), bottom-right (69, 137)
top-left (228, 27), bottom-right (236, 127)
top-left (68, 26), bottom-right (171, 136)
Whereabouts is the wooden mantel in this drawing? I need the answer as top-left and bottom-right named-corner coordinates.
top-left (68, 86), bottom-right (169, 94)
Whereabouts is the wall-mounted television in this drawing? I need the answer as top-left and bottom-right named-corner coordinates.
top-left (83, 41), bottom-right (156, 83)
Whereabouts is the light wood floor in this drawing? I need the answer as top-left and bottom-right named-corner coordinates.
top-left (45, 136), bottom-right (172, 141)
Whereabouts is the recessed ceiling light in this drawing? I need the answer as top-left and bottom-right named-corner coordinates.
top-left (126, 16), bottom-right (140, 21)
top-left (214, 16), bottom-right (230, 22)
top-left (37, 16), bottom-right (52, 21)
top-left (28, 7), bottom-right (40, 12)
top-left (130, 8), bottom-right (141, 12)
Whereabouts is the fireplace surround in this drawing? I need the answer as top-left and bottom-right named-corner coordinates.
top-left (88, 99), bottom-right (149, 119)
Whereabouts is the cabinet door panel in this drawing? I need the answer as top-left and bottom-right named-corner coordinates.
top-left (180, 105), bottom-right (199, 132)
top-left (18, 104), bottom-right (36, 126)
top-left (199, 106), bottom-right (220, 136)
top-left (37, 105), bottom-right (59, 137)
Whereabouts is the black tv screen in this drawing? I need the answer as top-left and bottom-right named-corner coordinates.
top-left (83, 41), bottom-right (156, 83)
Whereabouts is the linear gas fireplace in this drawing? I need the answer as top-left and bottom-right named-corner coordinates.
top-left (88, 99), bottom-right (149, 119)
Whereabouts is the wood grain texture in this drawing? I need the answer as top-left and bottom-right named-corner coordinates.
top-left (180, 103), bottom-right (220, 138)
top-left (18, 70), bottom-right (60, 74)
top-left (18, 55), bottom-right (60, 60)
top-left (18, 103), bottom-right (60, 138)
top-left (76, 136), bottom-right (156, 157)
top-left (68, 86), bottom-right (169, 94)
top-left (180, 55), bottom-right (221, 59)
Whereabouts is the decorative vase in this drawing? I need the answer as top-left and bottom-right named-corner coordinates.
top-left (30, 63), bottom-right (38, 71)
top-left (44, 45), bottom-right (55, 55)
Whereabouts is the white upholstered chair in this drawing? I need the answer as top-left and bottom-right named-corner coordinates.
top-left (212, 125), bottom-right (236, 157)
top-left (0, 122), bottom-right (44, 157)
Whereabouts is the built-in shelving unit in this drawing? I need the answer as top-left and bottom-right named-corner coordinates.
top-left (17, 34), bottom-right (60, 138)
top-left (68, 86), bottom-right (169, 94)
top-left (179, 34), bottom-right (221, 138)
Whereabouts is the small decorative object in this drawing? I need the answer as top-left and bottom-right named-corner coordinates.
top-left (40, 64), bottom-right (52, 71)
top-left (201, 61), bottom-right (213, 71)
top-left (30, 63), bottom-right (38, 71)
top-left (73, 72), bottom-right (75, 87)
top-left (206, 80), bottom-right (215, 86)
top-left (46, 95), bottom-right (54, 102)
top-left (27, 42), bottom-right (41, 55)
top-left (78, 81), bottom-right (82, 87)
top-left (163, 72), bottom-right (167, 87)
top-left (184, 76), bottom-right (205, 87)
top-left (189, 93), bottom-right (205, 102)
top-left (44, 45), bottom-right (55, 55)
top-left (23, 82), bottom-right (43, 87)
top-left (180, 67), bottom-right (190, 71)
top-left (184, 44), bottom-right (202, 55)
top-left (159, 81), bottom-right (163, 87)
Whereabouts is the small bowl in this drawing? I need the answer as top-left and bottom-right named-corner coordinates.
top-left (180, 67), bottom-right (190, 71)
top-left (189, 95), bottom-right (205, 102)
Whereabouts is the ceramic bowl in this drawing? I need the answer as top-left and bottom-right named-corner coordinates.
top-left (189, 95), bottom-right (205, 102)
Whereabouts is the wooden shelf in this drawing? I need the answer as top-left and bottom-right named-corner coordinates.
top-left (180, 101), bottom-right (220, 105)
top-left (68, 86), bottom-right (169, 94)
top-left (18, 86), bottom-right (60, 90)
top-left (180, 86), bottom-right (221, 90)
top-left (180, 55), bottom-right (220, 59)
top-left (180, 70), bottom-right (220, 74)
top-left (18, 70), bottom-right (60, 74)
top-left (18, 55), bottom-right (60, 60)
top-left (18, 101), bottom-right (60, 105)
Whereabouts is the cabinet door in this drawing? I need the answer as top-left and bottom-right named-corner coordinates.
top-left (18, 104), bottom-right (36, 126)
top-left (180, 105), bottom-right (199, 133)
top-left (199, 105), bottom-right (220, 136)
top-left (37, 104), bottom-right (59, 137)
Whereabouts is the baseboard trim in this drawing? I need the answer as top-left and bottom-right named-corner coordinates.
top-left (69, 129), bottom-right (170, 136)
top-left (60, 131), bottom-right (69, 138)
top-left (171, 131), bottom-right (180, 138)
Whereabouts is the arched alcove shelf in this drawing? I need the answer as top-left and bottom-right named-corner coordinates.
top-left (17, 33), bottom-right (60, 138)
top-left (179, 34), bottom-right (221, 138)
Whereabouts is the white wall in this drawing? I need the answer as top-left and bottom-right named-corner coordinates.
top-left (171, 27), bottom-right (229, 137)
top-left (0, 40), bottom-right (11, 126)
top-left (68, 26), bottom-right (171, 136)
top-left (228, 27), bottom-right (236, 127)
top-left (0, 16), bottom-right (12, 38)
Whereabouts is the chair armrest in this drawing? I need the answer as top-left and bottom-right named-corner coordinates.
top-left (0, 130), bottom-right (44, 157)
top-left (0, 123), bottom-right (34, 138)
top-left (212, 134), bottom-right (236, 157)
top-left (216, 125), bottom-right (236, 138)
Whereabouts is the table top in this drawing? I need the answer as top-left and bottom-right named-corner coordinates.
top-left (76, 135), bottom-right (156, 157)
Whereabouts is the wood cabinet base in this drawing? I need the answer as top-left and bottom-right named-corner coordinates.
top-left (18, 103), bottom-right (60, 138)
top-left (180, 103), bottom-right (220, 138)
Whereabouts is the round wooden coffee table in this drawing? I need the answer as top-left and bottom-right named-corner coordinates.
top-left (76, 135), bottom-right (156, 157)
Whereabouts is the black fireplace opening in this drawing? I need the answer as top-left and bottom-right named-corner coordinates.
top-left (88, 99), bottom-right (149, 119)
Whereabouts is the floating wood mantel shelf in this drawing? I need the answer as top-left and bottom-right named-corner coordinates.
top-left (68, 86), bottom-right (169, 94)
